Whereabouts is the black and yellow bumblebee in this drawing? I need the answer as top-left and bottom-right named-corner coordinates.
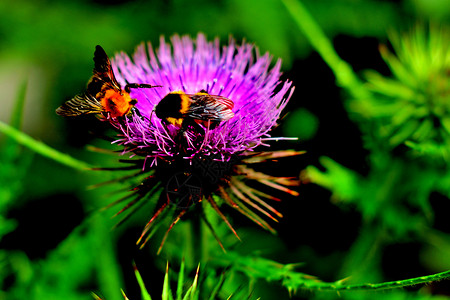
top-left (154, 90), bottom-right (235, 130)
top-left (56, 45), bottom-right (160, 119)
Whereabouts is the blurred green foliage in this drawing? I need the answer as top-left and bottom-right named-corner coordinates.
top-left (284, 108), bottom-right (319, 141)
top-left (1, 0), bottom-right (450, 299)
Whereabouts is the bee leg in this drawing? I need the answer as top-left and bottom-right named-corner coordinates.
top-left (124, 83), bottom-right (162, 93)
top-left (175, 121), bottom-right (203, 156)
top-left (180, 119), bottom-right (211, 155)
top-left (176, 128), bottom-right (189, 155)
top-left (160, 121), bottom-right (172, 140)
top-left (197, 120), bottom-right (212, 153)
top-left (115, 116), bottom-right (128, 132)
top-left (99, 111), bottom-right (109, 121)
top-left (130, 107), bottom-right (146, 121)
top-left (159, 121), bottom-right (183, 155)
top-left (184, 119), bottom-right (205, 135)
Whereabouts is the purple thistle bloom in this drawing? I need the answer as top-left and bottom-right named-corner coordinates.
top-left (111, 34), bottom-right (294, 164)
top-left (92, 34), bottom-right (301, 252)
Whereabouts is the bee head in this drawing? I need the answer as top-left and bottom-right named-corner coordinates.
top-left (154, 93), bottom-right (184, 119)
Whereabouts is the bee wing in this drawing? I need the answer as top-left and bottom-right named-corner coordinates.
top-left (87, 45), bottom-right (122, 94)
top-left (56, 94), bottom-right (103, 117)
top-left (185, 94), bottom-right (234, 121)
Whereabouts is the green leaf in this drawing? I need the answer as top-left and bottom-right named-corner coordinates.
top-left (366, 73), bottom-right (415, 100)
top-left (388, 119), bottom-right (419, 146)
top-left (283, 108), bottom-right (319, 141)
top-left (441, 117), bottom-right (450, 135)
top-left (303, 156), bottom-right (362, 201)
top-left (207, 271), bottom-right (225, 300)
top-left (0, 216), bottom-right (17, 241)
top-left (410, 118), bottom-right (434, 142)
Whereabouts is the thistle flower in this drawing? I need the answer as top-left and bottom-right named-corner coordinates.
top-left (352, 24), bottom-right (450, 161)
top-left (95, 34), bottom-right (301, 252)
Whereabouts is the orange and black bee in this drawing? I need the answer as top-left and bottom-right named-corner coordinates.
top-left (154, 90), bottom-right (234, 130)
top-left (56, 45), bottom-right (160, 119)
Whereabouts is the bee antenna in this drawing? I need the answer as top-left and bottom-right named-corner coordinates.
top-left (150, 108), bottom-right (155, 123)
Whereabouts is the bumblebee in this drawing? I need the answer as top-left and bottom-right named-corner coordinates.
top-left (56, 45), bottom-right (160, 119)
top-left (154, 90), bottom-right (234, 130)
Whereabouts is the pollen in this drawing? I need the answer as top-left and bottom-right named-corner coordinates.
top-left (166, 117), bottom-right (184, 127)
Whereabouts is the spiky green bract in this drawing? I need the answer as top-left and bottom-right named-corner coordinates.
top-left (95, 262), bottom-right (228, 300)
top-left (134, 263), bottom-right (152, 300)
top-left (161, 263), bottom-right (172, 300)
top-left (176, 259), bottom-right (185, 300)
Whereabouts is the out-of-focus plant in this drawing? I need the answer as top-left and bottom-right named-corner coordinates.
top-left (284, 0), bottom-right (450, 296)
top-left (298, 22), bottom-right (450, 237)
top-left (0, 82), bottom-right (30, 299)
top-left (352, 25), bottom-right (450, 162)
top-left (0, 85), bottom-right (124, 300)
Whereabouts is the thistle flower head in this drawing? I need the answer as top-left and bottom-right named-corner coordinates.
top-left (111, 34), bottom-right (293, 164)
top-left (354, 24), bottom-right (450, 161)
top-left (84, 34), bottom-right (300, 251)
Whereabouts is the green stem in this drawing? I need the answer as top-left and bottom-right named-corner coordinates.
top-left (282, 0), bottom-right (371, 100)
top-left (216, 251), bottom-right (450, 293)
top-left (307, 269), bottom-right (450, 291)
top-left (0, 120), bottom-right (93, 170)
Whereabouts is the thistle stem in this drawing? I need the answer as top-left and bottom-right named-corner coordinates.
top-left (306, 270), bottom-right (450, 291)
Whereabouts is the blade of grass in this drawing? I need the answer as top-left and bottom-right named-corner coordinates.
top-left (10, 80), bottom-right (27, 130)
top-left (4, 80), bottom-right (28, 160)
top-left (0, 120), bottom-right (93, 170)
top-left (282, 0), bottom-right (371, 100)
